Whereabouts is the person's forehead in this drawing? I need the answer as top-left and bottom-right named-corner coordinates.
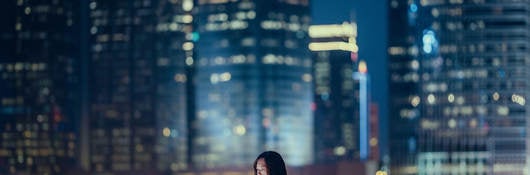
top-left (257, 158), bottom-right (266, 166)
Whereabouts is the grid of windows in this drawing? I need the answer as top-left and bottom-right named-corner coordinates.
top-left (194, 0), bottom-right (312, 168)
top-left (416, 1), bottom-right (530, 174)
top-left (89, 0), bottom-right (193, 173)
top-left (0, 0), bottom-right (80, 174)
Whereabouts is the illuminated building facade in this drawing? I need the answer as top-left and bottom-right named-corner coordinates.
top-left (309, 23), bottom-right (365, 163)
top-left (88, 0), bottom-right (193, 173)
top-left (193, 0), bottom-right (312, 168)
top-left (369, 104), bottom-right (380, 162)
top-left (387, 0), bottom-right (420, 174)
top-left (0, 0), bottom-right (80, 174)
top-left (415, 1), bottom-right (530, 174)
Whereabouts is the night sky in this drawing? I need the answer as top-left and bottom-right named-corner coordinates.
top-left (312, 0), bottom-right (389, 156)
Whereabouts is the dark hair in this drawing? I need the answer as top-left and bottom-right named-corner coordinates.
top-left (253, 151), bottom-right (287, 175)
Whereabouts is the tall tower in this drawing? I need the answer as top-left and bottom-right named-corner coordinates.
top-left (387, 0), bottom-right (421, 174)
top-left (0, 0), bottom-right (80, 174)
top-left (88, 0), bottom-right (193, 174)
top-left (415, 1), bottom-right (530, 174)
top-left (308, 22), bottom-right (361, 163)
top-left (193, 0), bottom-right (312, 168)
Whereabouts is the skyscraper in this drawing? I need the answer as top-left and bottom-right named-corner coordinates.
top-left (193, 0), bottom-right (312, 168)
top-left (0, 0), bottom-right (80, 174)
top-left (389, 0), bottom-right (530, 174)
top-left (88, 0), bottom-right (193, 173)
top-left (415, 1), bottom-right (530, 174)
top-left (387, 0), bottom-right (420, 174)
top-left (308, 22), bottom-right (362, 163)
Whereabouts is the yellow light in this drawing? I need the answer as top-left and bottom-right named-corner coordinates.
top-left (174, 74), bottom-right (187, 83)
top-left (234, 125), bottom-right (246, 136)
top-left (183, 42), bottom-right (194, 51)
top-left (411, 96), bottom-right (420, 107)
top-left (309, 22), bottom-right (357, 38)
top-left (182, 15), bottom-right (193, 23)
top-left (376, 170), bottom-right (387, 175)
top-left (511, 94), bottom-right (526, 106)
top-left (182, 0), bottom-right (193, 11)
top-left (448, 119), bottom-right (456, 128)
top-left (427, 94), bottom-right (436, 104)
top-left (358, 61), bottom-right (367, 73)
top-left (302, 73), bottom-right (312, 82)
top-left (370, 138), bottom-right (378, 146)
top-left (334, 146), bottom-right (346, 156)
top-left (309, 42), bottom-right (358, 52)
top-left (220, 72), bottom-right (231, 82)
top-left (448, 94), bottom-right (454, 103)
top-left (162, 128), bottom-right (171, 137)
top-left (493, 92), bottom-right (500, 101)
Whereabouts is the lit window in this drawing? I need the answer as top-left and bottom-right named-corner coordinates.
top-left (427, 94), bottom-right (436, 104)
top-left (302, 74), bottom-right (311, 82)
top-left (497, 106), bottom-right (509, 116)
top-left (186, 57), bottom-right (194, 66)
top-left (411, 96), bottom-right (420, 107)
top-left (182, 42), bottom-right (194, 51)
top-left (90, 2), bottom-right (97, 9)
top-left (448, 94), bottom-right (454, 103)
top-left (174, 74), bottom-right (187, 83)
top-left (511, 94), bottom-right (526, 106)
top-left (182, 0), bottom-right (193, 11)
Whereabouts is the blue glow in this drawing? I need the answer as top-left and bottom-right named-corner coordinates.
top-left (409, 3), bottom-right (418, 13)
top-left (320, 93), bottom-right (329, 101)
top-left (422, 30), bottom-right (438, 54)
top-left (354, 72), bottom-right (369, 161)
top-left (408, 137), bottom-right (416, 153)
top-left (191, 32), bottom-right (200, 42)
top-left (497, 69), bottom-right (505, 78)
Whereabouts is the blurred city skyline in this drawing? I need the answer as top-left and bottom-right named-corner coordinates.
top-left (2, 0), bottom-right (529, 175)
top-left (1, 0), bottom-right (384, 174)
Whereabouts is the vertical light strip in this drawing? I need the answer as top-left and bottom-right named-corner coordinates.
top-left (354, 72), bottom-right (369, 161)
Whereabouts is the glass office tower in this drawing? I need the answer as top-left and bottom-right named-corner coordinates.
top-left (88, 0), bottom-right (193, 174)
top-left (309, 23), bottom-right (361, 163)
top-left (415, 1), bottom-right (530, 174)
top-left (387, 0), bottom-right (421, 174)
top-left (0, 0), bottom-right (80, 174)
top-left (193, 0), bottom-right (312, 168)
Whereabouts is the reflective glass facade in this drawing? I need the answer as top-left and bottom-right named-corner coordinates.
top-left (88, 0), bottom-right (192, 173)
top-left (0, 0), bottom-right (80, 174)
top-left (389, 0), bottom-right (530, 174)
top-left (416, 1), bottom-right (530, 174)
top-left (309, 23), bottom-right (361, 163)
top-left (388, 0), bottom-right (421, 174)
top-left (193, 0), bottom-right (312, 168)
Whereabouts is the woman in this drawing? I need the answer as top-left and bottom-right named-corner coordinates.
top-left (253, 151), bottom-right (287, 175)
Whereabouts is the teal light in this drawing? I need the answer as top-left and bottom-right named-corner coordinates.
top-left (192, 32), bottom-right (200, 42)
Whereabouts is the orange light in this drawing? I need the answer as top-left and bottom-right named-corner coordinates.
top-left (358, 60), bottom-right (367, 74)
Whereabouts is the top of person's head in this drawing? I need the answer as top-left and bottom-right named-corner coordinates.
top-left (253, 151), bottom-right (287, 175)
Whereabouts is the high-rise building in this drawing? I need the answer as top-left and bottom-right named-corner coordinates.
top-left (193, 0), bottom-right (312, 168)
top-left (387, 0), bottom-right (421, 174)
top-left (414, 1), bottom-right (530, 174)
top-left (369, 103), bottom-right (380, 162)
top-left (0, 0), bottom-right (80, 174)
top-left (308, 22), bottom-right (362, 163)
top-left (389, 0), bottom-right (530, 174)
top-left (88, 0), bottom-right (193, 174)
